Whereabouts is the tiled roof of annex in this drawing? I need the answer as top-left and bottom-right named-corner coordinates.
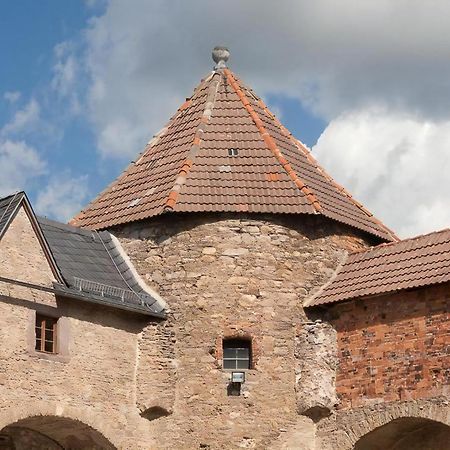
top-left (71, 48), bottom-right (397, 242)
top-left (307, 227), bottom-right (450, 307)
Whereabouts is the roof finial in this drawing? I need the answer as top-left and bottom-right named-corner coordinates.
top-left (212, 46), bottom-right (230, 69)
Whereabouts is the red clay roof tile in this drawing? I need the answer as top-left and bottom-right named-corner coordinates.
top-left (71, 66), bottom-right (396, 242)
top-left (306, 228), bottom-right (450, 307)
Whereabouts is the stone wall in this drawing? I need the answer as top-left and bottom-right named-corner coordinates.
top-left (0, 205), bottom-right (163, 449)
top-left (116, 212), bottom-right (371, 449)
top-left (0, 207), bottom-right (56, 304)
top-left (2, 204), bottom-right (447, 449)
top-left (327, 283), bottom-right (450, 409)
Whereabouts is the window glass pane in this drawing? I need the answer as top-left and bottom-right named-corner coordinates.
top-left (44, 340), bottom-right (54, 353)
top-left (237, 348), bottom-right (249, 358)
top-left (223, 359), bottom-right (237, 369)
top-left (223, 348), bottom-right (237, 358)
top-left (35, 314), bottom-right (58, 353)
top-left (237, 359), bottom-right (250, 369)
top-left (223, 339), bottom-right (251, 370)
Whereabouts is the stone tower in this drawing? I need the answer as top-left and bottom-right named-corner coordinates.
top-left (72, 47), bottom-right (397, 449)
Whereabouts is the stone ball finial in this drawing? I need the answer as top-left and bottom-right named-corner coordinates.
top-left (212, 46), bottom-right (230, 69)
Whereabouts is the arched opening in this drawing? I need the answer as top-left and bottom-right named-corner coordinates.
top-left (354, 417), bottom-right (450, 450)
top-left (0, 415), bottom-right (116, 450)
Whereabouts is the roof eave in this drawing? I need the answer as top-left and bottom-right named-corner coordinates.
top-left (53, 284), bottom-right (167, 318)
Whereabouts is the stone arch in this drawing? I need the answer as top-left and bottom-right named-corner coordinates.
top-left (0, 402), bottom-right (119, 450)
top-left (354, 416), bottom-right (450, 450)
top-left (317, 399), bottom-right (450, 450)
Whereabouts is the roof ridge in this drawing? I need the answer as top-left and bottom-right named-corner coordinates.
top-left (349, 226), bottom-right (450, 256)
top-left (39, 216), bottom-right (98, 237)
top-left (223, 68), bottom-right (321, 213)
top-left (0, 191), bottom-right (25, 240)
top-left (164, 71), bottom-right (222, 211)
top-left (254, 97), bottom-right (398, 242)
top-left (69, 77), bottom-right (214, 228)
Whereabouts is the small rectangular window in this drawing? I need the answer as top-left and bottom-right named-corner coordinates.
top-left (228, 148), bottom-right (239, 157)
top-left (35, 314), bottom-right (58, 354)
top-left (223, 338), bottom-right (251, 369)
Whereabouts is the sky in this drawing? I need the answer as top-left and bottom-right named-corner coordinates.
top-left (1, 0), bottom-right (449, 238)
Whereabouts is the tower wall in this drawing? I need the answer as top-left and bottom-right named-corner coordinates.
top-left (115, 212), bottom-right (371, 449)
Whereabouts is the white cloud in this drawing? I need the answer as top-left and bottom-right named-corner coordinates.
top-left (82, 0), bottom-right (450, 158)
top-left (52, 53), bottom-right (77, 97)
top-left (313, 110), bottom-right (450, 237)
top-left (0, 139), bottom-right (47, 195)
top-left (51, 41), bottom-right (81, 114)
top-left (35, 173), bottom-right (90, 222)
top-left (1, 99), bottom-right (40, 136)
top-left (84, 0), bottom-right (106, 8)
top-left (74, 0), bottom-right (450, 235)
top-left (3, 91), bottom-right (21, 104)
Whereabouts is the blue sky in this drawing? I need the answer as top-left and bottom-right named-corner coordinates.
top-left (1, 1), bottom-right (450, 237)
top-left (0, 1), bottom-right (124, 213)
top-left (0, 0), bottom-right (326, 220)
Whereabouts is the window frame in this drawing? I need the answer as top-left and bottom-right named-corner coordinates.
top-left (222, 338), bottom-right (252, 370)
top-left (35, 314), bottom-right (58, 354)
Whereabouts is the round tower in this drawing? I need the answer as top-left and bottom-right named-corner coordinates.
top-left (72, 48), bottom-right (395, 449)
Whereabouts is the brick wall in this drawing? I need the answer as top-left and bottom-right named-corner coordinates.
top-left (329, 283), bottom-right (450, 409)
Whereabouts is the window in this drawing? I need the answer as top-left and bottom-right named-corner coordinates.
top-left (223, 338), bottom-right (251, 369)
top-left (35, 314), bottom-right (58, 354)
top-left (228, 148), bottom-right (239, 157)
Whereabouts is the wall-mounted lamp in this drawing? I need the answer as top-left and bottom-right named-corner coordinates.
top-left (231, 371), bottom-right (245, 383)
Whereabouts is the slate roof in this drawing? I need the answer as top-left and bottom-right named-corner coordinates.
top-left (0, 192), bottom-right (24, 239)
top-left (307, 228), bottom-right (450, 307)
top-left (71, 62), bottom-right (397, 242)
top-left (0, 192), bottom-right (165, 317)
top-left (38, 217), bottom-right (165, 315)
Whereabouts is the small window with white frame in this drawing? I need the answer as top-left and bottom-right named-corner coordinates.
top-left (223, 338), bottom-right (251, 370)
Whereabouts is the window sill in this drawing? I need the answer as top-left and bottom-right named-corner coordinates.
top-left (28, 350), bottom-right (70, 363)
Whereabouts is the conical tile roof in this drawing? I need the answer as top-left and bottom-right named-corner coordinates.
top-left (72, 51), bottom-right (397, 242)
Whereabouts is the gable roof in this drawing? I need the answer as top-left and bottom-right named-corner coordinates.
top-left (0, 192), bottom-right (65, 283)
top-left (0, 192), bottom-right (165, 317)
top-left (71, 52), bottom-right (397, 242)
top-left (306, 228), bottom-right (450, 307)
top-left (0, 192), bottom-right (25, 240)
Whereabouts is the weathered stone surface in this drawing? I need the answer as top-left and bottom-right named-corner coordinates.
top-left (2, 205), bottom-right (448, 449)
top-left (116, 212), bottom-right (370, 449)
top-left (0, 206), bottom-right (164, 449)
top-left (295, 321), bottom-right (338, 418)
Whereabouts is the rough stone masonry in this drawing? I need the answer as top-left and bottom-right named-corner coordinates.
top-left (115, 212), bottom-right (370, 449)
